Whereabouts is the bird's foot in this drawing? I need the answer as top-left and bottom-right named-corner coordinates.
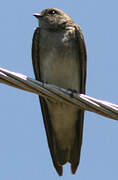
top-left (67, 88), bottom-right (78, 98)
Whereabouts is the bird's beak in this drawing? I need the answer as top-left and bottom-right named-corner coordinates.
top-left (33, 13), bottom-right (42, 19)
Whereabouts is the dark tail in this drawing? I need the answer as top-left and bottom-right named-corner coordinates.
top-left (70, 109), bottom-right (84, 174)
top-left (70, 141), bottom-right (81, 174)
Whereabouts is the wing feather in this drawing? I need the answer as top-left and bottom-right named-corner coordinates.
top-left (70, 25), bottom-right (87, 174)
top-left (32, 27), bottom-right (63, 176)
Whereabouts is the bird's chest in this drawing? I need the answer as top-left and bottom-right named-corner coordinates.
top-left (39, 29), bottom-right (80, 90)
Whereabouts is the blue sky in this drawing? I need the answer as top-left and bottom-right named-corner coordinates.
top-left (1, 0), bottom-right (118, 179)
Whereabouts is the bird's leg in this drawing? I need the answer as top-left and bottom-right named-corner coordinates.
top-left (67, 88), bottom-right (78, 98)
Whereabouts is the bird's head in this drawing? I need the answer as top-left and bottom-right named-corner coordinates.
top-left (33, 8), bottom-right (73, 30)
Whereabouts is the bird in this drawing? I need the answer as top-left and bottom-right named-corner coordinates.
top-left (32, 8), bottom-right (87, 176)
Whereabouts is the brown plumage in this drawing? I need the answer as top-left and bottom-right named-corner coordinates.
top-left (32, 8), bottom-right (87, 176)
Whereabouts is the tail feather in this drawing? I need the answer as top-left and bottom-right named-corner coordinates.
top-left (55, 142), bottom-right (69, 165)
top-left (54, 163), bottom-right (63, 176)
top-left (69, 140), bottom-right (81, 174)
top-left (71, 163), bottom-right (78, 174)
top-left (54, 109), bottom-right (84, 175)
top-left (55, 139), bottom-right (82, 175)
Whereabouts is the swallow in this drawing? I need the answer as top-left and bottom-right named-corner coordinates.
top-left (32, 8), bottom-right (87, 176)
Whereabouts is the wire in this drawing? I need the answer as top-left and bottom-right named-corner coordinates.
top-left (0, 67), bottom-right (118, 120)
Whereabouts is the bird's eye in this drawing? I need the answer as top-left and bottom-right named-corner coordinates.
top-left (49, 10), bottom-right (57, 15)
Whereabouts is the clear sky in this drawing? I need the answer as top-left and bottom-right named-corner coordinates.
top-left (1, 0), bottom-right (118, 179)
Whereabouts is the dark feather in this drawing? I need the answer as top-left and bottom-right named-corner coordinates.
top-left (32, 27), bottom-right (63, 176)
top-left (69, 25), bottom-right (87, 174)
top-left (32, 24), bottom-right (87, 175)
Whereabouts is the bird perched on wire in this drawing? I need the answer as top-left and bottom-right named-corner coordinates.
top-left (32, 8), bottom-right (87, 176)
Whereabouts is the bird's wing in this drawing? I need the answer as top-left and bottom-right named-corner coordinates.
top-left (75, 25), bottom-right (87, 94)
top-left (70, 25), bottom-right (87, 174)
top-left (32, 27), bottom-right (63, 176)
